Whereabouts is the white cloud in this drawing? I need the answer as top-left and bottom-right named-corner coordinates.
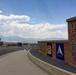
top-left (0, 10), bottom-right (2, 14)
top-left (0, 14), bottom-right (30, 22)
top-left (0, 14), bottom-right (68, 39)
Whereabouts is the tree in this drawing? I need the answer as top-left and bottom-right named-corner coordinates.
top-left (17, 42), bottom-right (22, 46)
top-left (23, 43), bottom-right (28, 45)
top-left (0, 41), bottom-right (3, 46)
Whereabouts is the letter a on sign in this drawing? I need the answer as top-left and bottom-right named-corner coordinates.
top-left (56, 43), bottom-right (64, 60)
top-left (57, 45), bottom-right (63, 55)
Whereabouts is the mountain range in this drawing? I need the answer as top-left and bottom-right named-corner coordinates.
top-left (0, 36), bottom-right (67, 43)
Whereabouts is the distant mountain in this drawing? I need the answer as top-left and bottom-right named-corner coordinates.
top-left (0, 36), bottom-right (67, 43)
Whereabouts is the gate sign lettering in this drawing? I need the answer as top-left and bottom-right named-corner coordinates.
top-left (70, 25), bottom-right (76, 35)
top-left (71, 40), bottom-right (76, 60)
top-left (56, 43), bottom-right (64, 60)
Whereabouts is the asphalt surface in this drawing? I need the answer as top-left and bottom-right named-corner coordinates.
top-left (0, 50), bottom-right (50, 75)
top-left (30, 49), bottom-right (76, 74)
top-left (0, 46), bottom-right (31, 56)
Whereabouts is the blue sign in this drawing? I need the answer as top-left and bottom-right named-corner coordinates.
top-left (56, 43), bottom-right (64, 60)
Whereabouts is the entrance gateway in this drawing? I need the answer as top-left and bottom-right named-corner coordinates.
top-left (56, 43), bottom-right (64, 60)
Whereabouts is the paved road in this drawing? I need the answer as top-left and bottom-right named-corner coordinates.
top-left (0, 46), bottom-right (31, 55)
top-left (0, 50), bottom-right (50, 75)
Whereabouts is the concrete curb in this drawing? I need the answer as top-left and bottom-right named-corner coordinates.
top-left (28, 51), bottom-right (76, 75)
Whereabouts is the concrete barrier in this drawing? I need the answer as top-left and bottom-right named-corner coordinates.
top-left (28, 51), bottom-right (76, 75)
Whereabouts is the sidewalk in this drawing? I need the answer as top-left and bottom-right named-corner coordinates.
top-left (30, 49), bottom-right (76, 74)
top-left (0, 50), bottom-right (50, 75)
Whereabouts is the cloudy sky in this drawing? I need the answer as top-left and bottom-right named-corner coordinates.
top-left (0, 0), bottom-right (76, 39)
